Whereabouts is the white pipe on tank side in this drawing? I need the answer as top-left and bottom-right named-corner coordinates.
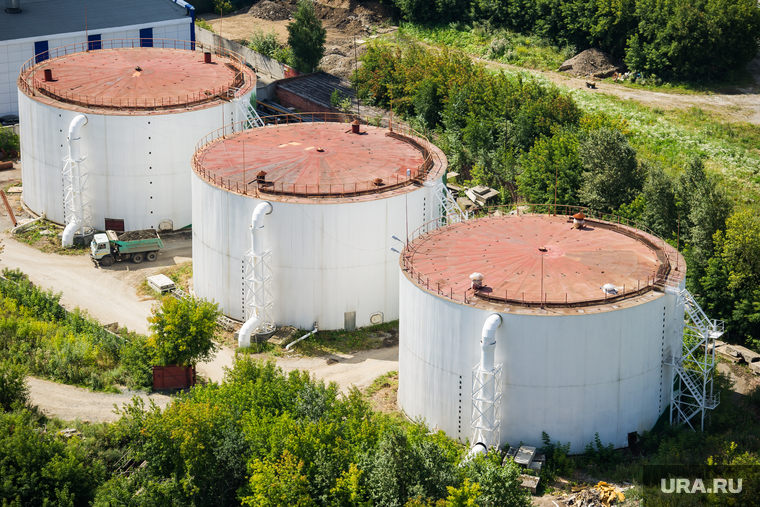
top-left (480, 313), bottom-right (502, 372)
top-left (239, 201), bottom-right (273, 348)
top-left (62, 114), bottom-right (88, 247)
top-left (251, 201), bottom-right (273, 255)
top-left (61, 221), bottom-right (81, 247)
top-left (67, 114), bottom-right (88, 162)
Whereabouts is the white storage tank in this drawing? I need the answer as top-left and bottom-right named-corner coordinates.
top-left (191, 116), bottom-right (447, 330)
top-left (17, 39), bottom-right (256, 232)
top-left (398, 210), bottom-right (686, 453)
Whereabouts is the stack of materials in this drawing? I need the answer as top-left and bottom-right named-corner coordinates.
top-left (562, 482), bottom-right (625, 507)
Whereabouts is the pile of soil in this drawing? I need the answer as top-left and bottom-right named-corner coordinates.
top-left (558, 48), bottom-right (624, 78)
top-left (247, 0), bottom-right (387, 36)
top-left (248, 0), bottom-right (293, 21)
top-left (118, 230), bottom-right (158, 241)
top-left (321, 39), bottom-right (367, 80)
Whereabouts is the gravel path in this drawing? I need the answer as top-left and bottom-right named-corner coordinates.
top-left (27, 377), bottom-right (172, 422)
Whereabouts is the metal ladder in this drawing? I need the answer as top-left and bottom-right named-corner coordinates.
top-left (425, 181), bottom-right (466, 225)
top-left (663, 285), bottom-right (723, 431)
top-left (229, 87), bottom-right (264, 128)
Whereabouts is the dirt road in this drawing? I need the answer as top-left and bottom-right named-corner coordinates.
top-left (27, 377), bottom-right (171, 422)
top-left (265, 346), bottom-right (398, 394)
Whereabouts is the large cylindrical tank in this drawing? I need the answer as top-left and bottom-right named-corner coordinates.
top-left (398, 211), bottom-right (686, 453)
top-left (17, 39), bottom-right (255, 231)
top-left (192, 118), bottom-right (447, 330)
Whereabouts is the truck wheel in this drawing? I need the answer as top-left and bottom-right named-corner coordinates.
top-left (100, 255), bottom-right (114, 267)
top-left (132, 253), bottom-right (144, 264)
top-left (147, 251), bottom-right (158, 262)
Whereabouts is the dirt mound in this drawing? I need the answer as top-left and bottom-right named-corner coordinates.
top-left (118, 230), bottom-right (158, 241)
top-left (248, 1), bottom-right (294, 21)
top-left (558, 48), bottom-right (624, 79)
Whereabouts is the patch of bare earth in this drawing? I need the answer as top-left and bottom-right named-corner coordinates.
top-left (366, 371), bottom-right (398, 414)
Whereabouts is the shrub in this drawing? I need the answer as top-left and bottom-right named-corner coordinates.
top-left (249, 28), bottom-right (280, 59)
top-left (194, 18), bottom-right (214, 33)
top-left (0, 127), bottom-right (20, 156)
top-left (0, 360), bottom-right (29, 411)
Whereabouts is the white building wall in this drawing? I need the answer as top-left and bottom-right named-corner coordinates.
top-left (1, 18), bottom-right (191, 116)
top-left (192, 172), bottom-right (437, 330)
top-left (18, 87), bottom-right (249, 231)
top-left (398, 272), bottom-right (681, 453)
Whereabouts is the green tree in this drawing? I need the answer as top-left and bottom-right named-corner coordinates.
top-left (640, 162), bottom-right (677, 238)
top-left (517, 130), bottom-right (582, 205)
top-left (677, 157), bottom-right (732, 270)
top-left (701, 209), bottom-right (760, 347)
top-left (626, 0), bottom-right (760, 80)
top-left (287, 0), bottom-right (327, 73)
top-left (0, 360), bottom-right (28, 412)
top-left (147, 296), bottom-right (220, 366)
top-left (578, 128), bottom-right (642, 212)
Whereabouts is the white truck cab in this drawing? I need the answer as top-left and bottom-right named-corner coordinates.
top-left (90, 233), bottom-right (111, 261)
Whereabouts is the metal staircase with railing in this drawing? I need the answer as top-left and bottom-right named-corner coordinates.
top-left (229, 87), bottom-right (265, 128)
top-left (424, 181), bottom-right (467, 225)
top-left (663, 285), bottom-right (723, 431)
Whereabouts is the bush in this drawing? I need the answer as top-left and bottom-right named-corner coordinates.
top-left (248, 28), bottom-right (280, 59)
top-left (194, 17), bottom-right (214, 33)
top-left (0, 360), bottom-right (29, 411)
top-left (0, 127), bottom-right (20, 156)
top-left (0, 409), bottom-right (106, 506)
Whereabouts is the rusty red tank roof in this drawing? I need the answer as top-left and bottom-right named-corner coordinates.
top-left (194, 123), bottom-right (436, 200)
top-left (22, 47), bottom-right (254, 113)
top-left (404, 214), bottom-right (671, 308)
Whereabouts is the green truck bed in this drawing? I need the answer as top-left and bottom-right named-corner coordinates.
top-left (106, 230), bottom-right (164, 253)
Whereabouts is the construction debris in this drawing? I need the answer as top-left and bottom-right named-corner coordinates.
top-left (561, 482), bottom-right (625, 507)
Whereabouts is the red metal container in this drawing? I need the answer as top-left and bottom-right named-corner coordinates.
top-left (152, 364), bottom-right (196, 389)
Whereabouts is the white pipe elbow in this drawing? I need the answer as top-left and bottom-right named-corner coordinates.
top-left (61, 220), bottom-right (80, 248)
top-left (67, 114), bottom-right (88, 162)
top-left (480, 314), bottom-right (502, 372)
top-left (462, 442), bottom-right (488, 464)
top-left (251, 201), bottom-right (273, 229)
top-left (238, 315), bottom-right (262, 348)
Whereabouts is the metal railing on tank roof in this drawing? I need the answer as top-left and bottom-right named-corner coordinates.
top-left (401, 203), bottom-right (684, 308)
top-left (191, 113), bottom-right (439, 198)
top-left (17, 39), bottom-right (249, 110)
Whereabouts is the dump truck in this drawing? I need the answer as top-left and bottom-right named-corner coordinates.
top-left (90, 229), bottom-right (163, 266)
